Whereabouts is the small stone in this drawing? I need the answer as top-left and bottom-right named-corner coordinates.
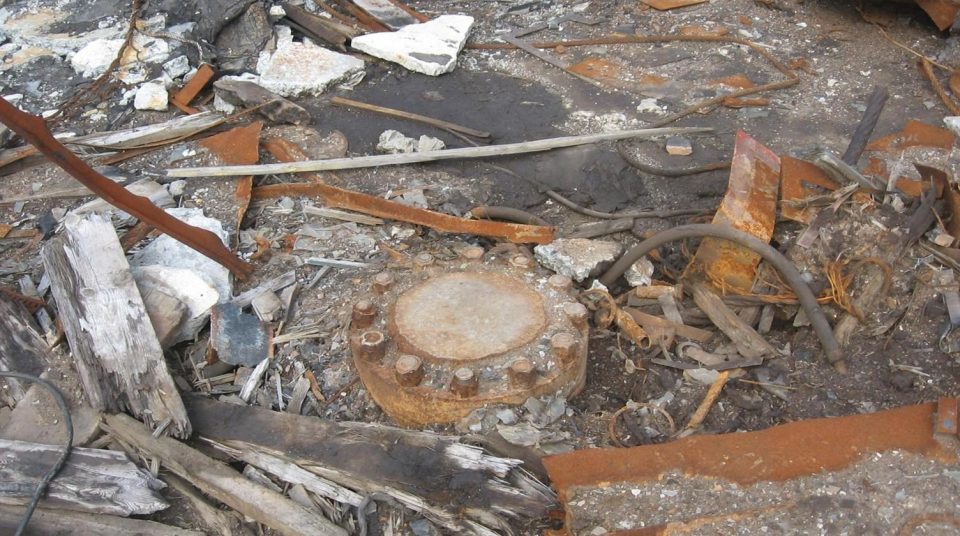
top-left (933, 230), bottom-right (956, 247)
top-left (377, 129), bottom-right (416, 153)
top-left (739, 107), bottom-right (770, 119)
top-left (417, 135), bottom-right (445, 152)
top-left (163, 55), bottom-right (191, 79)
top-left (256, 26), bottom-right (365, 97)
top-left (636, 98), bottom-right (662, 113)
top-left (351, 15), bottom-right (474, 76)
top-left (625, 256), bottom-right (654, 287)
top-left (268, 5), bottom-right (287, 20)
top-left (496, 408), bottom-right (518, 425)
top-left (665, 136), bottom-right (693, 156)
top-left (945, 116), bottom-right (960, 138)
top-left (71, 39), bottom-right (124, 78)
top-left (167, 180), bottom-right (187, 197)
top-left (534, 238), bottom-right (624, 282)
top-left (589, 527), bottom-right (608, 535)
top-left (410, 518), bottom-right (440, 536)
top-left (133, 81), bottom-right (169, 111)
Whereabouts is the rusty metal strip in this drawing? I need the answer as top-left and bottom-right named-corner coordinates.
top-left (259, 138), bottom-right (555, 244)
top-left (780, 156), bottom-right (838, 224)
top-left (0, 284), bottom-right (46, 313)
top-left (0, 98), bottom-right (253, 279)
top-left (199, 122), bottom-right (263, 237)
top-left (915, 0), bottom-right (960, 31)
top-left (171, 63), bottom-right (216, 114)
top-left (545, 400), bottom-right (954, 503)
top-left (689, 131), bottom-right (780, 291)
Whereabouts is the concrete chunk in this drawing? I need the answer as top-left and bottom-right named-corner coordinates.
top-left (534, 239), bottom-right (624, 282)
top-left (256, 26), bottom-right (364, 97)
top-left (351, 15), bottom-right (474, 76)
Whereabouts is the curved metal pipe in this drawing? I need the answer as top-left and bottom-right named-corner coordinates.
top-left (469, 206), bottom-right (551, 227)
top-left (598, 224), bottom-right (846, 372)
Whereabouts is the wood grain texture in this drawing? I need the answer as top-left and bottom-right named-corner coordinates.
top-left (0, 296), bottom-right (47, 407)
top-left (0, 505), bottom-right (201, 535)
top-left (41, 213), bottom-right (190, 437)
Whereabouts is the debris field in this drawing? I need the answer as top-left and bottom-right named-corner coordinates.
top-left (1, 0), bottom-right (960, 534)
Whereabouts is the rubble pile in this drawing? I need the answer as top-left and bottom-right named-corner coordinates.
top-left (1, 0), bottom-right (960, 535)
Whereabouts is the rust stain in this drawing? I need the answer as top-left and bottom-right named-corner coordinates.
top-left (200, 122), bottom-right (262, 236)
top-left (678, 25), bottom-right (729, 37)
top-left (951, 71), bottom-right (960, 98)
top-left (259, 138), bottom-right (555, 244)
top-left (689, 131), bottom-right (780, 291)
top-left (866, 120), bottom-right (956, 152)
top-left (0, 284), bottom-right (45, 313)
top-left (568, 57), bottom-right (668, 88)
top-left (722, 96), bottom-right (769, 108)
top-left (0, 96), bottom-right (252, 279)
top-left (171, 63), bottom-right (215, 114)
top-left (780, 156), bottom-right (838, 224)
top-left (915, 0), bottom-right (960, 31)
top-left (544, 401), bottom-right (955, 504)
top-left (641, 0), bottom-right (708, 10)
top-left (711, 74), bottom-right (755, 89)
top-left (0, 224), bottom-right (10, 238)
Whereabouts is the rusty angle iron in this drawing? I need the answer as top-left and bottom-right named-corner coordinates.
top-left (349, 248), bottom-right (589, 426)
top-left (0, 98), bottom-right (252, 279)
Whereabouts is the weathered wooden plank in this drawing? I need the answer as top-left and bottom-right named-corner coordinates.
top-left (41, 213), bottom-right (191, 437)
top-left (0, 505), bottom-right (201, 535)
top-left (163, 473), bottom-right (255, 536)
top-left (0, 439), bottom-right (168, 516)
top-left (185, 395), bottom-right (555, 533)
top-left (0, 296), bottom-right (47, 407)
top-left (102, 413), bottom-right (347, 536)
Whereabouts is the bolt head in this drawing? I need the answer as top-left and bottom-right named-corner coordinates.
top-left (550, 332), bottom-right (578, 363)
top-left (373, 271), bottom-right (394, 294)
top-left (395, 354), bottom-right (424, 387)
top-left (461, 246), bottom-right (484, 261)
top-left (355, 330), bottom-right (386, 361)
top-left (510, 254), bottom-right (532, 268)
top-left (564, 302), bottom-right (589, 327)
top-left (450, 367), bottom-right (478, 398)
top-left (414, 252), bottom-right (434, 267)
top-left (508, 358), bottom-right (536, 388)
top-left (548, 274), bottom-right (573, 290)
top-left (352, 299), bottom-right (377, 328)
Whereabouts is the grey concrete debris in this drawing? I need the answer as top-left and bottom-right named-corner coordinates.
top-left (534, 238), bottom-right (624, 282)
top-left (377, 130), bottom-right (445, 153)
top-left (256, 26), bottom-right (364, 97)
top-left (351, 15), bottom-right (474, 76)
top-left (665, 136), bottom-right (693, 156)
top-left (214, 78), bottom-right (309, 124)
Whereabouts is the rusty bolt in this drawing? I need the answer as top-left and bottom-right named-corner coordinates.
top-left (352, 299), bottom-right (377, 328)
top-left (450, 367), bottom-right (479, 398)
top-left (395, 354), bottom-right (424, 387)
top-left (356, 330), bottom-right (386, 361)
top-left (373, 271), bottom-right (394, 294)
top-left (564, 302), bottom-right (589, 329)
top-left (414, 252), bottom-right (435, 268)
top-left (461, 246), bottom-right (484, 261)
top-left (548, 274), bottom-right (573, 291)
top-left (510, 254), bottom-right (533, 269)
top-left (550, 332), bottom-right (578, 364)
top-left (508, 358), bottom-right (537, 389)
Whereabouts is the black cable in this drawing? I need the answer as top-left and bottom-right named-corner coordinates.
top-left (0, 371), bottom-right (74, 536)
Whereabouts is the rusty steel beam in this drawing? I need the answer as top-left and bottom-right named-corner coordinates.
top-left (0, 98), bottom-right (253, 280)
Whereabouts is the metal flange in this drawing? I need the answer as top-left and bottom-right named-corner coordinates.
top-left (350, 247), bottom-right (589, 427)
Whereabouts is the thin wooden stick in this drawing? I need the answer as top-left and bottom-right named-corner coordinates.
top-left (331, 96), bottom-right (491, 138)
top-left (167, 126), bottom-right (711, 178)
top-left (679, 370), bottom-right (730, 436)
top-left (920, 58), bottom-right (960, 115)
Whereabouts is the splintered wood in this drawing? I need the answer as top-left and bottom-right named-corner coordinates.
top-left (41, 213), bottom-right (191, 437)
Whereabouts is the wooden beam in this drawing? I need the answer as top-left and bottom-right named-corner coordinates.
top-left (691, 283), bottom-right (777, 360)
top-left (0, 439), bottom-right (168, 516)
top-left (0, 296), bottom-right (47, 407)
top-left (0, 505), bottom-right (202, 535)
top-left (167, 126), bottom-right (712, 177)
top-left (102, 413), bottom-right (347, 536)
top-left (41, 213), bottom-right (191, 437)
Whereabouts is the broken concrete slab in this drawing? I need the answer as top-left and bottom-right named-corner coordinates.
top-left (210, 302), bottom-right (271, 367)
top-left (351, 15), bottom-right (474, 76)
top-left (945, 116), bottom-right (960, 137)
top-left (534, 238), bottom-right (624, 282)
top-left (132, 265), bottom-right (220, 346)
top-left (134, 80), bottom-right (169, 111)
top-left (214, 2), bottom-right (274, 74)
top-left (377, 129), bottom-right (446, 153)
top-left (129, 207), bottom-right (232, 302)
top-left (256, 26), bottom-right (364, 97)
top-left (70, 38), bottom-right (123, 78)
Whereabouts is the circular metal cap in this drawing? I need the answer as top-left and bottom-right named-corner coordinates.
top-left (393, 272), bottom-right (546, 362)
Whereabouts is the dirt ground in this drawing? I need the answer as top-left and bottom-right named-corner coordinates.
top-left (1, 0), bottom-right (960, 534)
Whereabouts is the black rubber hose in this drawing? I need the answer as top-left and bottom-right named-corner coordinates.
top-left (598, 224), bottom-right (846, 372)
top-left (0, 371), bottom-right (74, 535)
top-left (469, 205), bottom-right (551, 227)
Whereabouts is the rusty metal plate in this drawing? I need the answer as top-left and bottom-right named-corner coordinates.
top-left (350, 249), bottom-right (589, 427)
top-left (780, 155), bottom-right (838, 224)
top-left (689, 130), bottom-right (780, 291)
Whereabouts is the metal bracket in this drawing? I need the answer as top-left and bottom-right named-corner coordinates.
top-left (502, 15), bottom-right (605, 88)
